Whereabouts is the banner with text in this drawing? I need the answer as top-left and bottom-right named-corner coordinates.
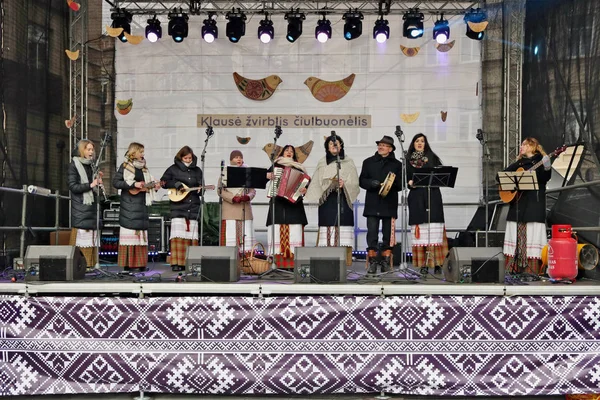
top-left (197, 114), bottom-right (371, 129)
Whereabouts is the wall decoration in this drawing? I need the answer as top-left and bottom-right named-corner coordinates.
top-left (106, 26), bottom-right (124, 37)
top-left (67, 0), bottom-right (80, 11)
top-left (263, 140), bottom-right (314, 164)
top-left (236, 136), bottom-right (251, 145)
top-left (65, 49), bottom-right (79, 61)
top-left (116, 99), bottom-right (133, 115)
top-left (304, 74), bottom-right (355, 103)
top-left (400, 112), bottom-right (420, 124)
top-left (435, 40), bottom-right (455, 53)
top-left (400, 45), bottom-right (420, 57)
top-left (65, 115), bottom-right (76, 129)
top-left (440, 111), bottom-right (448, 122)
top-left (233, 72), bottom-right (282, 101)
top-left (467, 20), bottom-right (489, 33)
top-left (123, 32), bottom-right (144, 45)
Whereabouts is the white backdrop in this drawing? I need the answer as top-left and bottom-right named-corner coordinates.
top-left (110, 11), bottom-right (483, 247)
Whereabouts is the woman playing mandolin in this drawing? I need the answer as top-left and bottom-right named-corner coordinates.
top-left (502, 137), bottom-right (552, 275)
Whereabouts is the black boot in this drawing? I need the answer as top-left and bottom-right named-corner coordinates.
top-left (367, 249), bottom-right (378, 275)
top-left (434, 265), bottom-right (442, 275)
top-left (380, 249), bottom-right (392, 273)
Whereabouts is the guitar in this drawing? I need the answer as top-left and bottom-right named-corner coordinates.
top-left (499, 145), bottom-right (566, 204)
top-left (129, 181), bottom-right (158, 195)
top-left (168, 183), bottom-right (215, 202)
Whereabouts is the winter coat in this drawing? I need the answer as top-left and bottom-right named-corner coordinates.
top-left (504, 153), bottom-right (551, 223)
top-left (406, 151), bottom-right (445, 226)
top-left (359, 152), bottom-right (403, 218)
top-left (218, 167), bottom-right (256, 221)
top-left (113, 164), bottom-right (149, 230)
top-left (160, 155), bottom-right (204, 220)
top-left (67, 159), bottom-right (98, 230)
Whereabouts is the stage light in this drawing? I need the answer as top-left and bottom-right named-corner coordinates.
top-left (168, 9), bottom-right (189, 43)
top-left (373, 15), bottom-right (389, 43)
top-left (464, 8), bottom-right (487, 41)
top-left (343, 10), bottom-right (363, 40)
top-left (202, 14), bottom-right (218, 43)
top-left (285, 9), bottom-right (305, 43)
top-left (145, 17), bottom-right (162, 43)
top-left (258, 15), bottom-right (274, 43)
top-left (433, 15), bottom-right (450, 44)
top-left (315, 14), bottom-right (332, 43)
top-left (110, 9), bottom-right (132, 43)
top-left (403, 9), bottom-right (424, 38)
top-left (226, 8), bottom-right (246, 43)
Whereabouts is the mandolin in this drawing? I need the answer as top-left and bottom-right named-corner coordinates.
top-left (499, 145), bottom-right (566, 204)
top-left (129, 181), bottom-right (158, 195)
top-left (168, 183), bottom-right (215, 202)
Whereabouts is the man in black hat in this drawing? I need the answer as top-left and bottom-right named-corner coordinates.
top-left (359, 135), bottom-right (403, 274)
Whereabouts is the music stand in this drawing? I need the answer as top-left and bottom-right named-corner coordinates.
top-left (412, 166), bottom-right (458, 274)
top-left (497, 171), bottom-right (538, 192)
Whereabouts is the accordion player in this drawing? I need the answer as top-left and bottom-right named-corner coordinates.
top-left (267, 166), bottom-right (311, 203)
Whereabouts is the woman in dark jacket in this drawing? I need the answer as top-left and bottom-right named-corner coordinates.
top-left (406, 133), bottom-right (447, 275)
top-left (160, 146), bottom-right (203, 271)
top-left (67, 139), bottom-right (103, 268)
top-left (113, 142), bottom-right (160, 272)
top-left (503, 137), bottom-right (552, 275)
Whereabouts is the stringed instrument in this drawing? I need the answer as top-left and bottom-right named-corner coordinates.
top-left (129, 181), bottom-right (158, 195)
top-left (499, 145), bottom-right (566, 204)
top-left (168, 183), bottom-right (215, 202)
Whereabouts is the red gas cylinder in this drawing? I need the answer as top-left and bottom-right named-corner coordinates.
top-left (547, 225), bottom-right (578, 281)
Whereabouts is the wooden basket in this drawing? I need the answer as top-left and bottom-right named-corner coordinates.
top-left (241, 243), bottom-right (270, 275)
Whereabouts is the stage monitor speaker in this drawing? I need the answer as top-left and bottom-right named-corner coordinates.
top-left (443, 247), bottom-right (504, 283)
top-left (186, 246), bottom-right (239, 282)
top-left (294, 247), bottom-right (347, 283)
top-left (24, 245), bottom-right (87, 281)
top-left (476, 232), bottom-right (505, 248)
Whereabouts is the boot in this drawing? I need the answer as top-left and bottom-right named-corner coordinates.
top-left (381, 249), bottom-right (393, 273)
top-left (367, 249), bottom-right (378, 275)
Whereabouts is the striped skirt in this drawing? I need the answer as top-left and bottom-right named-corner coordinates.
top-left (69, 228), bottom-right (97, 268)
top-left (170, 237), bottom-right (199, 267)
top-left (504, 221), bottom-right (546, 274)
top-left (411, 226), bottom-right (449, 268)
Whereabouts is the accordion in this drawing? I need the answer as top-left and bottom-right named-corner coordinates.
top-left (267, 166), bottom-right (311, 203)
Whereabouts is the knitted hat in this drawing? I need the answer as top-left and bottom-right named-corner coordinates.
top-left (230, 150), bottom-right (243, 160)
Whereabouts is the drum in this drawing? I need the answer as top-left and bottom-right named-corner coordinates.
top-left (379, 172), bottom-right (396, 198)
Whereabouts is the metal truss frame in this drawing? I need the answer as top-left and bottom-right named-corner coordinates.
top-left (69, 0), bottom-right (89, 151)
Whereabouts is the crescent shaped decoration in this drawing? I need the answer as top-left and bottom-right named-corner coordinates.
top-left (435, 40), bottom-right (455, 53)
top-left (65, 115), bottom-right (76, 129)
top-left (116, 98), bottom-right (133, 116)
top-left (262, 140), bottom-right (314, 164)
top-left (400, 45), bottom-right (420, 57)
top-left (467, 21), bottom-right (489, 33)
top-left (124, 32), bottom-right (144, 45)
top-left (67, 0), bottom-right (80, 11)
top-left (236, 136), bottom-right (251, 145)
top-left (65, 49), bottom-right (80, 61)
top-left (400, 112), bottom-right (420, 124)
top-left (441, 111), bottom-right (448, 122)
top-left (106, 25), bottom-right (124, 37)
top-left (233, 72), bottom-right (283, 101)
top-left (303, 73), bottom-right (355, 103)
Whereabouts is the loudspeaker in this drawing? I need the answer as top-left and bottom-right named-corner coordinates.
top-left (186, 246), bottom-right (239, 282)
top-left (476, 232), bottom-right (505, 248)
top-left (24, 245), bottom-right (87, 281)
top-left (443, 247), bottom-right (504, 283)
top-left (294, 247), bottom-right (347, 283)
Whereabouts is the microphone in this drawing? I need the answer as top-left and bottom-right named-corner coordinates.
top-left (394, 125), bottom-right (404, 142)
top-left (331, 130), bottom-right (338, 143)
top-left (476, 129), bottom-right (484, 143)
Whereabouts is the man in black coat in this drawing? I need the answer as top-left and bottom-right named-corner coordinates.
top-left (359, 135), bottom-right (403, 274)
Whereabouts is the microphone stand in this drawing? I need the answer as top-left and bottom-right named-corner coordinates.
top-left (199, 126), bottom-right (214, 247)
top-left (91, 131), bottom-right (111, 269)
top-left (218, 159), bottom-right (225, 245)
top-left (331, 131), bottom-right (341, 247)
top-left (395, 125), bottom-right (409, 271)
top-left (477, 129), bottom-right (491, 247)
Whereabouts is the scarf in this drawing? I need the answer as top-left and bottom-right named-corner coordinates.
top-left (304, 156), bottom-right (360, 208)
top-left (123, 158), bottom-right (155, 206)
top-left (409, 150), bottom-right (429, 168)
top-left (326, 149), bottom-right (345, 165)
top-left (73, 157), bottom-right (94, 205)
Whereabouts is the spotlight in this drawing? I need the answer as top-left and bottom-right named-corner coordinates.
top-left (464, 8), bottom-right (487, 40)
top-left (373, 15), bottom-right (389, 43)
top-left (168, 9), bottom-right (189, 43)
top-left (433, 14), bottom-right (450, 44)
top-left (110, 9), bottom-right (132, 43)
top-left (145, 17), bottom-right (162, 43)
top-left (285, 9), bottom-right (305, 43)
top-left (315, 14), bottom-right (332, 43)
top-left (343, 10), bottom-right (363, 40)
top-left (226, 8), bottom-right (246, 43)
top-left (403, 9), bottom-right (424, 38)
top-left (258, 15), bottom-right (274, 44)
top-left (202, 14), bottom-right (218, 43)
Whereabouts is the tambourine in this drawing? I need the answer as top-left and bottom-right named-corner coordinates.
top-left (379, 172), bottom-right (396, 198)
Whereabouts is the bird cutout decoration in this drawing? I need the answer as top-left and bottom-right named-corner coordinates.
top-left (106, 25), bottom-right (123, 38)
top-left (233, 72), bottom-right (282, 101)
top-left (123, 32), bottom-right (144, 45)
top-left (65, 49), bottom-right (79, 61)
top-left (400, 45), bottom-right (420, 57)
top-left (65, 115), bottom-right (76, 129)
top-left (236, 136), bottom-right (251, 145)
top-left (304, 73), bottom-right (355, 103)
top-left (67, 0), bottom-right (80, 11)
top-left (435, 40), bottom-right (456, 53)
top-left (116, 98), bottom-right (133, 115)
top-left (467, 20), bottom-right (489, 33)
top-left (400, 112), bottom-right (420, 124)
top-left (440, 111), bottom-right (448, 122)
top-left (262, 140), bottom-right (314, 164)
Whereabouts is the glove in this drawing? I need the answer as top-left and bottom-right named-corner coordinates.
top-left (241, 195), bottom-right (251, 202)
top-left (542, 155), bottom-right (551, 170)
top-left (370, 180), bottom-right (381, 190)
top-left (175, 181), bottom-right (184, 190)
top-left (232, 196), bottom-right (242, 203)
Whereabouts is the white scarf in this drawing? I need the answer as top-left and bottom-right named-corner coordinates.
top-left (72, 157), bottom-right (94, 205)
top-left (305, 156), bottom-right (360, 208)
top-left (123, 158), bottom-right (155, 206)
